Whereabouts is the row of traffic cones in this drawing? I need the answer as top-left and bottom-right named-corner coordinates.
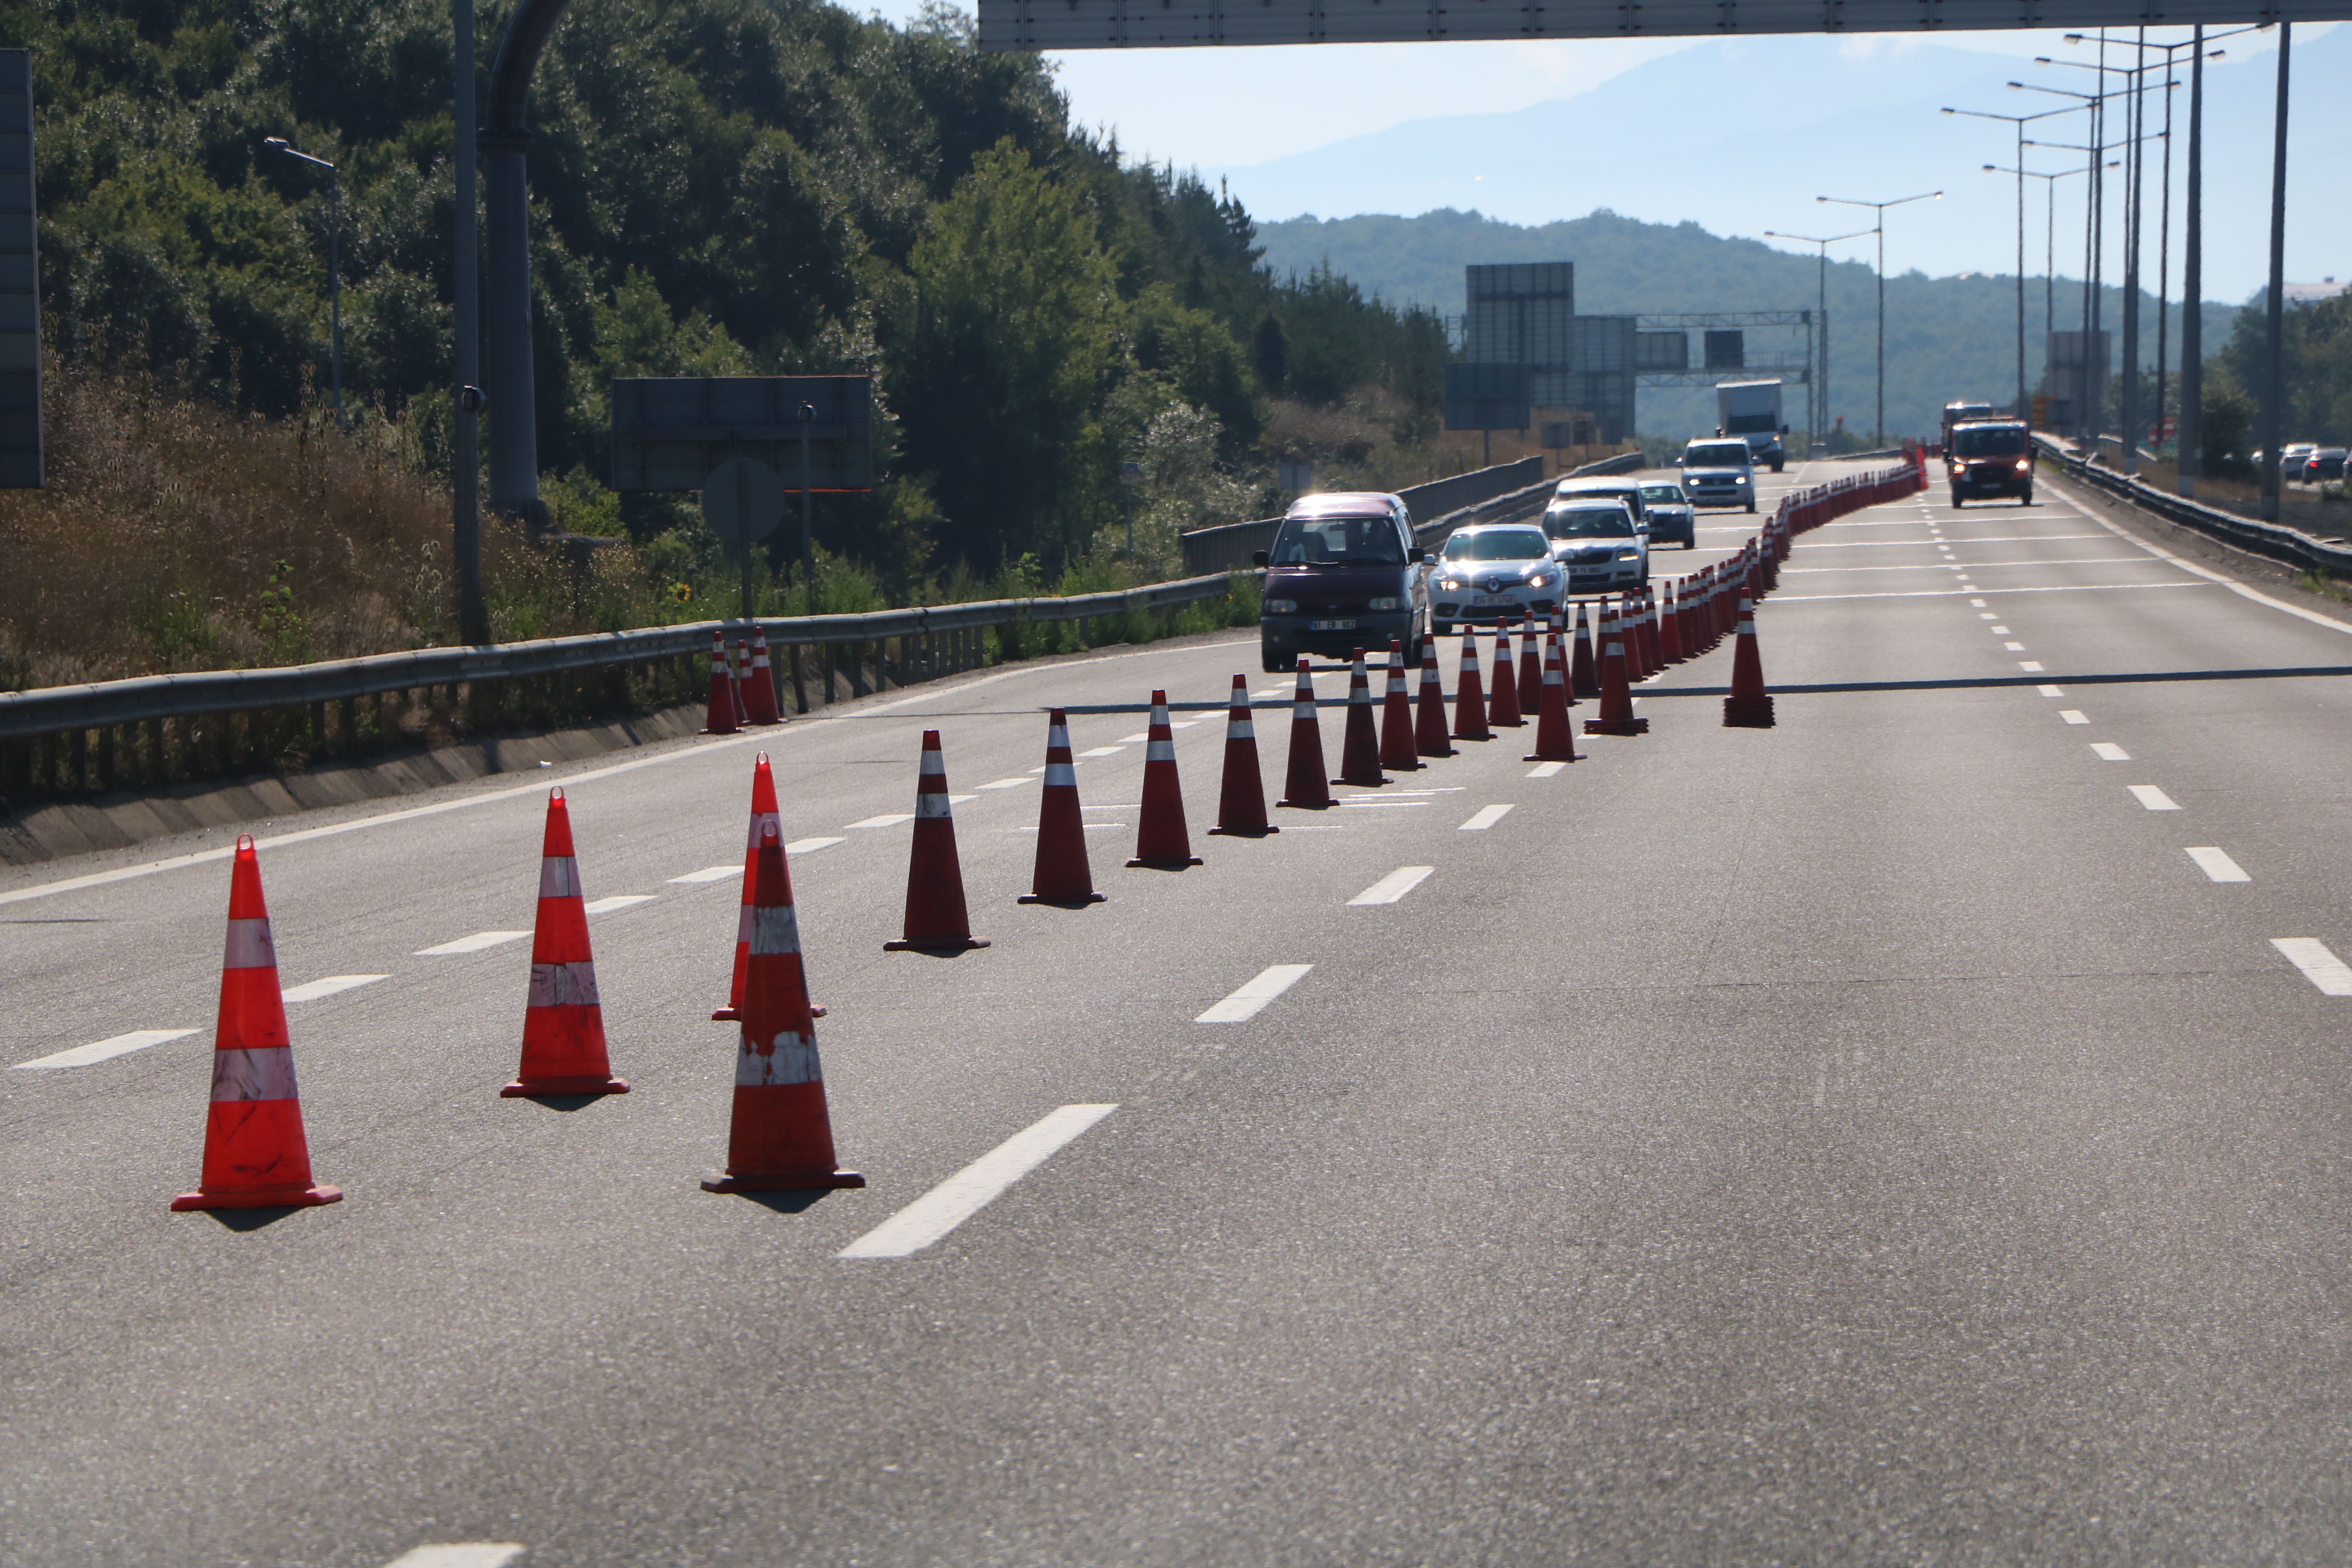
top-left (700, 629), bottom-right (786, 736)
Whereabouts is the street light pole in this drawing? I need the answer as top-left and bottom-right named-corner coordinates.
top-left (2259, 23), bottom-right (2292, 523)
top-left (2180, 29), bottom-right (2205, 496)
top-left (1943, 102), bottom-right (2083, 419)
top-left (262, 136), bottom-right (341, 427)
top-left (1763, 228), bottom-right (1871, 452)
top-left (452, 0), bottom-right (488, 645)
top-left (1817, 190), bottom-right (1941, 445)
top-left (1982, 162), bottom-right (2101, 422)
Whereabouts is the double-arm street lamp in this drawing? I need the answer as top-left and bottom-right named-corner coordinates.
top-left (261, 136), bottom-right (341, 426)
top-left (1763, 228), bottom-right (1872, 452)
top-left (1942, 102), bottom-right (2086, 420)
top-left (1815, 191), bottom-right (1941, 445)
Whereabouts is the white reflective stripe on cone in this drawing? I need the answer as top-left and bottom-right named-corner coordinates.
top-left (750, 903), bottom-right (805, 956)
top-left (738, 1030), bottom-right (823, 1087)
top-left (1044, 762), bottom-right (1078, 786)
top-left (920, 751), bottom-right (947, 776)
top-left (1047, 726), bottom-right (1071, 749)
top-left (528, 961), bottom-right (602, 1008)
top-left (743, 811), bottom-right (780, 848)
top-left (1230, 717), bottom-right (1256, 740)
top-left (915, 792), bottom-right (955, 818)
top-left (1146, 740), bottom-right (1177, 762)
top-left (538, 856), bottom-right (580, 899)
top-left (210, 1046), bottom-right (299, 1102)
top-left (222, 917), bottom-right (275, 971)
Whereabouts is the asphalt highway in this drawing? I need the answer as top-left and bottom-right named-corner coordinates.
top-left (10, 457), bottom-right (2352, 1566)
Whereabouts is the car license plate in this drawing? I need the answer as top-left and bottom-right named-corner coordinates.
top-left (1308, 618), bottom-right (1355, 631)
top-left (1471, 594), bottom-right (1515, 606)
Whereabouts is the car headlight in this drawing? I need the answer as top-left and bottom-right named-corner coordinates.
top-left (2014, 459), bottom-right (2030, 472)
top-left (1367, 596), bottom-right (1403, 611)
top-left (1615, 550), bottom-right (1639, 561)
top-left (1524, 571), bottom-right (1555, 589)
top-left (1436, 577), bottom-right (1463, 592)
top-left (1264, 598), bottom-right (1297, 614)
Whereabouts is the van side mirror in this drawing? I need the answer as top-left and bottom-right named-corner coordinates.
top-left (1672, 456), bottom-right (1684, 465)
top-left (1250, 550), bottom-right (1269, 567)
top-left (1780, 424), bottom-right (1791, 436)
top-left (1422, 553), bottom-right (1436, 566)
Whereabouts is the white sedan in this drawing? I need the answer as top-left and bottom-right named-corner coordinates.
top-left (1429, 524), bottom-right (1565, 636)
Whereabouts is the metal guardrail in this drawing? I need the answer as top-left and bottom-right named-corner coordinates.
top-left (0, 572), bottom-right (1243, 745)
top-left (2033, 433), bottom-right (2352, 577)
top-left (1180, 456), bottom-right (1547, 576)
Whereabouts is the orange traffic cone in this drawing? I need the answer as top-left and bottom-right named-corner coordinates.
top-left (714, 756), bottom-right (828, 1024)
top-left (1453, 629), bottom-right (1491, 742)
top-left (699, 631), bottom-right (738, 735)
top-left (1571, 602), bottom-right (1599, 698)
top-left (1634, 591), bottom-right (1660, 680)
top-left (887, 731), bottom-right (990, 950)
top-left (172, 836), bottom-right (342, 1211)
top-left (1415, 641), bottom-right (1454, 757)
top-left (1713, 564), bottom-right (1734, 642)
top-left (1658, 580), bottom-right (1685, 664)
top-left (1335, 648), bottom-right (1388, 787)
top-left (1276, 657), bottom-right (1334, 809)
top-left (1487, 620), bottom-right (1523, 727)
top-left (1518, 613), bottom-right (1543, 703)
top-left (702, 823), bottom-right (865, 1193)
top-left (1378, 638), bottom-right (1420, 772)
top-left (729, 640), bottom-right (750, 727)
top-left (502, 789), bottom-right (629, 1096)
top-left (1021, 708), bottom-right (1108, 903)
top-left (1129, 690), bottom-right (1204, 868)
top-left (743, 630), bottom-right (783, 726)
top-left (1583, 602), bottom-right (1649, 736)
top-left (1207, 674), bottom-right (1277, 836)
top-left (1525, 632), bottom-right (1579, 763)
top-left (1723, 595), bottom-right (1776, 729)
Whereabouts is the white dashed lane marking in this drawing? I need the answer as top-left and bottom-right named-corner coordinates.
top-left (838, 1104), bottom-right (1119, 1259)
top-left (846, 814), bottom-right (914, 829)
top-left (12, 1028), bottom-right (197, 1070)
top-left (2090, 743), bottom-right (2131, 761)
top-left (788, 837), bottom-right (845, 855)
top-left (1528, 761), bottom-right (1567, 778)
top-left (2059, 710), bottom-right (2089, 724)
top-left (2186, 848), bottom-right (2250, 883)
top-left (280, 974), bottom-right (389, 1003)
top-left (1078, 746), bottom-right (1125, 758)
top-left (977, 778), bottom-right (1033, 790)
top-left (1349, 866), bottom-right (1435, 906)
top-left (416, 931), bottom-right (530, 956)
top-left (1459, 805), bottom-right (1515, 831)
top-left (2018, 661), bottom-right (2044, 672)
top-left (1196, 963), bottom-right (1314, 1023)
top-left (381, 1546), bottom-right (527, 1568)
top-left (582, 894), bottom-right (655, 914)
top-left (2128, 785), bottom-right (2181, 811)
top-left (668, 865), bottom-right (738, 884)
top-left (2039, 684), bottom-right (2066, 697)
top-left (2273, 939), bottom-right (2352, 995)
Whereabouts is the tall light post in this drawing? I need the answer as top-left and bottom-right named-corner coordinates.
top-left (1816, 190), bottom-right (1941, 445)
top-left (1982, 164), bottom-right (2103, 377)
top-left (2258, 24), bottom-right (2292, 522)
top-left (1942, 102), bottom-right (2085, 419)
top-left (262, 136), bottom-right (341, 426)
top-left (453, 0), bottom-right (488, 645)
top-left (1763, 228), bottom-right (1872, 452)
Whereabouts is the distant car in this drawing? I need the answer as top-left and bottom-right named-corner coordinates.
top-left (2301, 447), bottom-right (2347, 482)
top-left (1254, 491), bottom-right (1428, 672)
top-left (1553, 476), bottom-right (1650, 539)
top-left (1636, 481), bottom-right (1697, 549)
top-left (1429, 522), bottom-right (1567, 637)
top-left (1947, 419), bottom-right (2033, 506)
top-left (1678, 438), bottom-right (1758, 512)
top-left (1539, 501), bottom-right (1649, 597)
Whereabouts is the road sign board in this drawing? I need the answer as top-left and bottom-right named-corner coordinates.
top-left (0, 51), bottom-right (40, 489)
top-left (1443, 363), bottom-right (1528, 433)
top-left (978, 0), bottom-right (2349, 50)
top-left (701, 456), bottom-right (786, 551)
top-left (610, 375), bottom-right (872, 493)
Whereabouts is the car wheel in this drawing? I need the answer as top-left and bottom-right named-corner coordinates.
top-left (1403, 633), bottom-right (1423, 668)
top-left (2020, 490), bottom-right (2033, 506)
top-left (1770, 458), bottom-right (1785, 473)
top-left (1745, 499), bottom-right (1756, 514)
top-left (1951, 493), bottom-right (1964, 508)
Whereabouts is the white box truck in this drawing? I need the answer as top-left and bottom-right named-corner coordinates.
top-left (1715, 380), bottom-right (1788, 473)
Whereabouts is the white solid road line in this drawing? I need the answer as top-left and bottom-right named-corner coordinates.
top-left (2186, 847), bottom-right (2252, 883)
top-left (1775, 582), bottom-right (2209, 605)
top-left (1527, 761), bottom-right (1568, 778)
top-left (1196, 963), bottom-right (1314, 1023)
top-left (280, 974), bottom-right (390, 1003)
top-left (12, 1028), bottom-right (198, 1070)
top-left (668, 865), bottom-right (739, 884)
top-left (1338, 800), bottom-right (1430, 809)
top-left (381, 1547), bottom-right (527, 1568)
top-left (2060, 710), bottom-right (2089, 724)
top-left (838, 1104), bottom-right (1119, 1259)
top-left (2128, 785), bottom-right (2182, 811)
top-left (2272, 939), bottom-right (2352, 996)
top-left (1349, 866), bottom-right (1435, 906)
top-left (582, 894), bottom-right (656, 914)
top-left (2052, 487), bottom-right (2352, 637)
top-left (846, 814), bottom-right (915, 829)
top-left (416, 930), bottom-right (531, 956)
top-left (787, 837), bottom-right (845, 855)
top-left (1459, 805), bottom-right (1515, 831)
top-left (2090, 743), bottom-right (2132, 761)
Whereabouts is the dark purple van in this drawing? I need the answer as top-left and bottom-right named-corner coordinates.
top-left (1251, 492), bottom-right (1430, 672)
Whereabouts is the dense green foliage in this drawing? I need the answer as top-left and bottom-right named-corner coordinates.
top-left (1260, 207), bottom-right (2241, 445)
top-left (10, 0), bottom-right (1448, 582)
top-left (2210, 290), bottom-right (2352, 452)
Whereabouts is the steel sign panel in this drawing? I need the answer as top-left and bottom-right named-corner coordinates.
top-left (0, 51), bottom-right (38, 488)
top-left (610, 375), bottom-right (873, 492)
top-left (979, 0), bottom-right (2346, 49)
top-left (1443, 363), bottom-right (1530, 432)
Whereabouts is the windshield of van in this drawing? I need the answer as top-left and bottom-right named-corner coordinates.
top-left (1685, 442), bottom-right (1750, 468)
top-left (1544, 506), bottom-right (1634, 540)
top-left (1952, 424), bottom-right (2027, 457)
top-left (1269, 514), bottom-right (1405, 566)
top-left (1443, 529), bottom-right (1550, 562)
top-left (1638, 485), bottom-right (1685, 504)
